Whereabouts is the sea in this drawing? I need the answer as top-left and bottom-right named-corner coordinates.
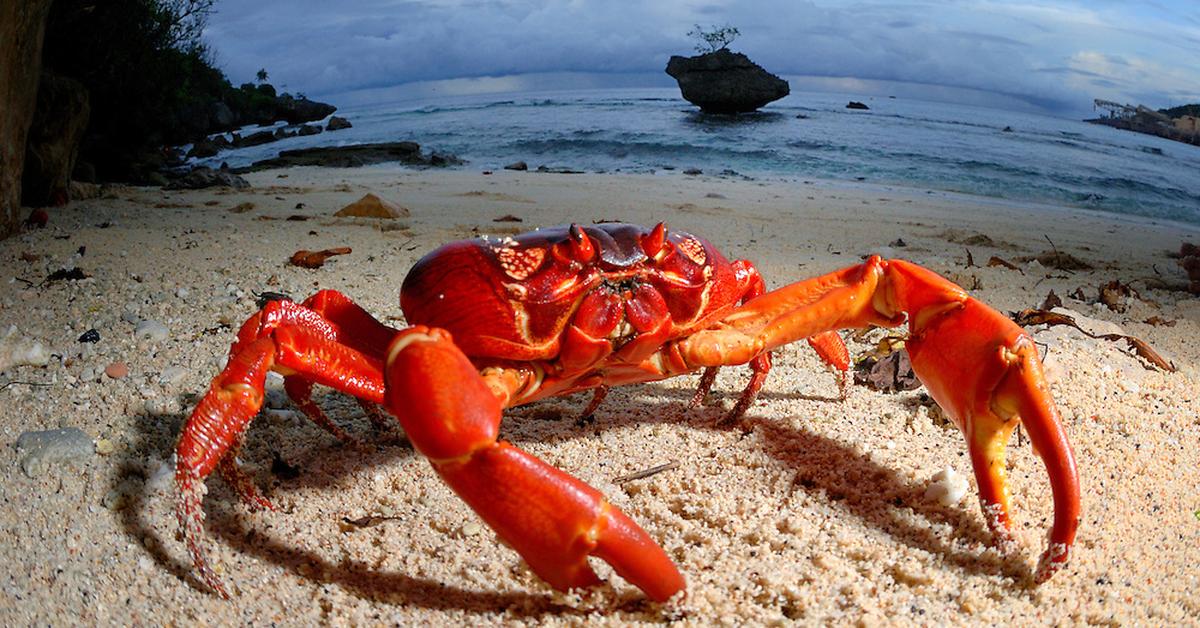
top-left (195, 87), bottom-right (1200, 226)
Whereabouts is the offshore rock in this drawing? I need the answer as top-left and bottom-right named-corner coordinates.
top-left (665, 49), bottom-right (789, 114)
top-left (243, 141), bottom-right (461, 171)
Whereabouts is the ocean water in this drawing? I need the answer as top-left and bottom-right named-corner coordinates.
top-left (199, 87), bottom-right (1200, 225)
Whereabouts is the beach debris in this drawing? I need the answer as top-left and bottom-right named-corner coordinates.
top-left (1041, 291), bottom-right (1063, 310)
top-left (104, 362), bottom-right (129, 379)
top-left (493, 214), bottom-right (523, 223)
top-left (1178, 242), bottom-right (1200, 294)
top-left (339, 514), bottom-right (402, 532)
top-left (42, 267), bottom-right (89, 285)
top-left (889, 238), bottom-right (907, 248)
top-left (254, 291), bottom-right (293, 308)
top-left (0, 326), bottom-right (50, 372)
top-left (24, 208), bottom-right (49, 229)
top-left (19, 251), bottom-right (40, 263)
top-left (289, 247), bottom-right (352, 269)
top-left (613, 461), bottom-right (680, 485)
top-left (134, 319), bottom-right (170, 343)
top-left (1143, 316), bottom-right (1175, 327)
top-left (15, 428), bottom-right (95, 478)
top-left (987, 256), bottom-right (1023, 273)
top-left (78, 329), bottom-right (100, 343)
top-left (227, 202), bottom-right (255, 214)
top-left (334, 193), bottom-right (409, 219)
top-left (854, 349), bottom-right (922, 393)
top-left (504, 161), bottom-right (528, 171)
top-left (924, 467), bottom-right (968, 506)
top-left (1011, 308), bottom-right (1176, 372)
top-left (1099, 280), bottom-right (1135, 312)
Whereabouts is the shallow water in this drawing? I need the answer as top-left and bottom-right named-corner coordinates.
top-left (198, 88), bottom-right (1200, 225)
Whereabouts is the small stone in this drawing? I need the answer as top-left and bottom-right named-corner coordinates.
top-left (134, 320), bottom-right (169, 342)
top-left (158, 366), bottom-right (188, 386)
top-left (924, 467), bottom-right (968, 506)
top-left (95, 439), bottom-right (115, 455)
top-left (0, 325), bottom-right (50, 371)
top-left (15, 428), bottom-right (95, 478)
top-left (463, 521), bottom-right (483, 536)
top-left (104, 362), bottom-right (129, 379)
top-left (334, 193), bottom-right (409, 219)
top-left (78, 329), bottom-right (101, 343)
top-left (175, 287), bottom-right (190, 299)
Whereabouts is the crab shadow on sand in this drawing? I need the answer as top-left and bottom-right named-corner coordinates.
top-left (114, 375), bottom-right (1033, 615)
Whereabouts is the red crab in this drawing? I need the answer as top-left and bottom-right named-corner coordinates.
top-left (175, 222), bottom-right (1080, 601)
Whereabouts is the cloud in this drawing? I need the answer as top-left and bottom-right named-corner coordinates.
top-left (203, 0), bottom-right (1200, 115)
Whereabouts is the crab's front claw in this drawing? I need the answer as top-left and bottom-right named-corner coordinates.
top-left (884, 260), bottom-right (1080, 582)
top-left (385, 327), bottom-right (686, 601)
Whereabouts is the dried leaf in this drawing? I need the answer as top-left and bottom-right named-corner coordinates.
top-left (18, 251), bottom-right (40, 263)
top-left (1011, 308), bottom-right (1079, 328)
top-left (227, 202), bottom-right (256, 213)
top-left (613, 461), bottom-right (680, 484)
top-left (289, 247), bottom-right (352, 269)
top-left (1013, 308), bottom-right (1175, 372)
top-left (1143, 316), bottom-right (1175, 327)
top-left (987, 256), bottom-right (1023, 273)
top-left (1099, 280), bottom-right (1132, 313)
top-left (493, 214), bottom-right (523, 223)
top-left (1041, 290), bottom-right (1063, 310)
top-left (853, 350), bottom-right (922, 393)
top-left (1097, 334), bottom-right (1177, 372)
top-left (340, 514), bottom-right (402, 530)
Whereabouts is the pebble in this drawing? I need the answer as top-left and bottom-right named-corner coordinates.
top-left (158, 366), bottom-right (188, 386)
top-left (78, 329), bottom-right (101, 343)
top-left (105, 362), bottom-right (129, 379)
top-left (95, 439), bottom-right (115, 456)
top-left (175, 287), bottom-right (190, 299)
top-left (134, 320), bottom-right (169, 342)
top-left (15, 428), bottom-right (95, 478)
top-left (924, 467), bottom-right (968, 506)
top-left (0, 325), bottom-right (50, 371)
top-left (462, 521), bottom-right (483, 536)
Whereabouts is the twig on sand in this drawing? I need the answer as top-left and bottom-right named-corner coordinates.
top-left (613, 461), bottom-right (679, 485)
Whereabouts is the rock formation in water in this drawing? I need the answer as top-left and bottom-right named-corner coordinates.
top-left (665, 49), bottom-right (789, 114)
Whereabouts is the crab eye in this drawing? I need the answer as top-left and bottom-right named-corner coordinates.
top-left (568, 224), bottom-right (596, 263)
top-left (641, 222), bottom-right (667, 259)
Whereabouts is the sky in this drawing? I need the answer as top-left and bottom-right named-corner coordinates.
top-left (201, 1), bottom-right (1200, 117)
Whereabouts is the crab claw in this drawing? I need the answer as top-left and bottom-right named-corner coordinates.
top-left (882, 260), bottom-right (1080, 581)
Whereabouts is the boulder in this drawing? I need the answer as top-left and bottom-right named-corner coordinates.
top-left (274, 127), bottom-right (298, 140)
top-left (187, 138), bottom-right (221, 158)
top-left (846, 101), bottom-right (870, 110)
top-left (503, 161), bottom-right (528, 171)
top-left (334, 193), bottom-right (410, 219)
top-left (665, 49), bottom-right (789, 114)
top-left (237, 129), bottom-right (279, 148)
top-left (165, 166), bottom-right (250, 190)
top-left (326, 116), bottom-right (352, 131)
top-left (276, 95), bottom-right (336, 125)
top-left (22, 72), bottom-right (90, 207)
top-left (297, 124), bottom-right (322, 136)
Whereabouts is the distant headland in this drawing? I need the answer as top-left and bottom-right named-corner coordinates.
top-left (1086, 99), bottom-right (1200, 147)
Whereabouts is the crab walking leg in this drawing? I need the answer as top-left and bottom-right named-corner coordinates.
top-left (385, 327), bottom-right (686, 601)
top-left (672, 256), bottom-right (1080, 581)
top-left (175, 328), bottom-right (387, 598)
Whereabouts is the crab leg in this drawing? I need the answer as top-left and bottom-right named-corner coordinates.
top-left (175, 326), bottom-right (386, 598)
top-left (385, 326), bottom-right (685, 601)
top-left (672, 256), bottom-right (1079, 582)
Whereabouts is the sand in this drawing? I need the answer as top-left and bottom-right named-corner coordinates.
top-left (1, 167), bottom-right (1198, 625)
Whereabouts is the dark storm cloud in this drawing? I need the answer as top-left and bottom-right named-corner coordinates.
top-left (203, 1), bottom-right (1200, 115)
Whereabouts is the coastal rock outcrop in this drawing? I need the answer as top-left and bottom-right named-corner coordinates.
top-left (165, 165), bottom-right (250, 190)
top-left (243, 141), bottom-right (461, 171)
top-left (665, 49), bottom-right (789, 114)
top-left (326, 116), bottom-right (352, 131)
top-left (22, 72), bottom-right (90, 207)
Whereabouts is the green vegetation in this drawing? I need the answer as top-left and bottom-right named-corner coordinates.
top-left (42, 0), bottom-right (330, 182)
top-left (687, 24), bottom-right (740, 54)
top-left (1159, 104), bottom-right (1200, 118)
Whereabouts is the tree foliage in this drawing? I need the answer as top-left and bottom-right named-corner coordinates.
top-left (688, 24), bottom-right (740, 54)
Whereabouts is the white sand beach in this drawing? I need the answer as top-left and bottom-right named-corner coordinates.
top-left (2, 167), bottom-right (1198, 625)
